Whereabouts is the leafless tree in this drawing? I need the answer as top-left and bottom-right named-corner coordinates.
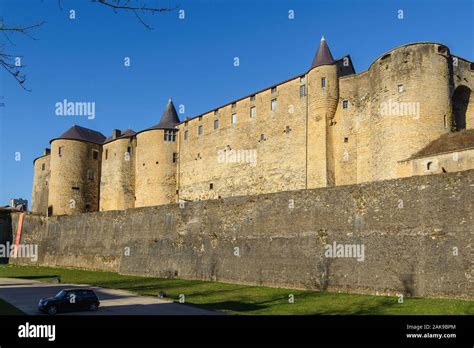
top-left (1, 0), bottom-right (178, 91)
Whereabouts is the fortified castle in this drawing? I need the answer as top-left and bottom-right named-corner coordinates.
top-left (32, 38), bottom-right (474, 216)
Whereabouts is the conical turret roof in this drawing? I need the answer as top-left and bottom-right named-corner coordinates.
top-left (310, 36), bottom-right (334, 68)
top-left (147, 98), bottom-right (180, 131)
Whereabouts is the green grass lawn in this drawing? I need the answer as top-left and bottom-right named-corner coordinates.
top-left (0, 264), bottom-right (472, 315)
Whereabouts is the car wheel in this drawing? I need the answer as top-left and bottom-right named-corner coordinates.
top-left (89, 303), bottom-right (98, 312)
top-left (47, 306), bottom-right (58, 315)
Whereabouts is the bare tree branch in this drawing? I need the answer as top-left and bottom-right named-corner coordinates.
top-left (0, 20), bottom-right (45, 91)
top-left (1, 1), bottom-right (178, 91)
top-left (92, 0), bottom-right (180, 30)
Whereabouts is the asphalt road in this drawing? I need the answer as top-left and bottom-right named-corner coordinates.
top-left (0, 277), bottom-right (221, 315)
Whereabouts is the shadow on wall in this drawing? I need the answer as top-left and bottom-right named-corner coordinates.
top-left (0, 212), bottom-right (13, 264)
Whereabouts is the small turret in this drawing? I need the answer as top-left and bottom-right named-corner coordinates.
top-left (310, 36), bottom-right (334, 68)
top-left (135, 99), bottom-right (180, 207)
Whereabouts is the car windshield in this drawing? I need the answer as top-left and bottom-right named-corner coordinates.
top-left (54, 290), bottom-right (67, 298)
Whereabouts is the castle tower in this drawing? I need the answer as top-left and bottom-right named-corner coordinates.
top-left (48, 125), bottom-right (105, 215)
top-left (306, 36), bottom-right (339, 188)
top-left (100, 129), bottom-right (137, 211)
top-left (135, 99), bottom-right (180, 207)
top-left (31, 148), bottom-right (51, 215)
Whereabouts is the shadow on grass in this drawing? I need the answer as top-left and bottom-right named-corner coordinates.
top-left (186, 300), bottom-right (268, 313)
top-left (11, 275), bottom-right (59, 280)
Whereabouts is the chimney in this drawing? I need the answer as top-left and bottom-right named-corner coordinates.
top-left (112, 129), bottom-right (121, 139)
top-left (44, 148), bottom-right (51, 156)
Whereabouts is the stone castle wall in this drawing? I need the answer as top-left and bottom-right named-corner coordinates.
top-left (177, 75), bottom-right (308, 202)
top-left (11, 170), bottom-right (474, 299)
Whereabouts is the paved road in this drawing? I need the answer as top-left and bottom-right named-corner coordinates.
top-left (0, 278), bottom-right (221, 315)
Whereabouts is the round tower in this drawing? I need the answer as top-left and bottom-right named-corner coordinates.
top-left (48, 125), bottom-right (105, 215)
top-left (360, 43), bottom-right (451, 182)
top-left (306, 36), bottom-right (339, 188)
top-left (31, 148), bottom-right (51, 215)
top-left (100, 129), bottom-right (137, 211)
top-left (135, 99), bottom-right (180, 207)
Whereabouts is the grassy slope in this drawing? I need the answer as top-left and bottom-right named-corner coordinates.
top-left (0, 264), bottom-right (472, 315)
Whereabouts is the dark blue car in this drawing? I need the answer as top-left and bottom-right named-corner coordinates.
top-left (38, 288), bottom-right (100, 315)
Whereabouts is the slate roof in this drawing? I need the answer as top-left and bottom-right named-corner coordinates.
top-left (143, 99), bottom-right (180, 132)
top-left (50, 125), bottom-right (106, 145)
top-left (104, 129), bottom-right (136, 144)
top-left (311, 36), bottom-right (335, 68)
top-left (410, 129), bottom-right (474, 159)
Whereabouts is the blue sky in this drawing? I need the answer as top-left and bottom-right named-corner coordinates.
top-left (0, 0), bottom-right (472, 206)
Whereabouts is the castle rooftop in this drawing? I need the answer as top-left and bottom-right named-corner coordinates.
top-left (104, 129), bottom-right (136, 144)
top-left (50, 125), bottom-right (106, 145)
top-left (310, 36), bottom-right (334, 68)
top-left (409, 129), bottom-right (474, 159)
top-left (140, 99), bottom-right (180, 133)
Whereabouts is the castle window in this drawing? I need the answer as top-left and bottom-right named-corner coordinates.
top-left (427, 162), bottom-right (433, 171)
top-left (72, 187), bottom-right (80, 190)
top-left (271, 98), bottom-right (277, 111)
top-left (87, 169), bottom-right (95, 180)
top-left (300, 76), bottom-right (306, 83)
top-left (231, 102), bottom-right (236, 109)
top-left (344, 137), bottom-right (349, 143)
top-left (164, 130), bottom-right (177, 142)
top-left (173, 153), bottom-right (178, 163)
top-left (105, 149), bottom-right (108, 160)
top-left (198, 125), bottom-right (203, 136)
top-left (342, 100), bottom-right (349, 109)
top-left (321, 77), bottom-right (326, 88)
top-left (127, 146), bottom-right (132, 155)
top-left (92, 149), bottom-right (99, 160)
top-left (271, 86), bottom-right (277, 94)
top-left (58, 146), bottom-right (63, 157)
top-left (300, 85), bottom-right (306, 98)
top-left (398, 84), bottom-right (404, 93)
top-left (42, 163), bottom-right (45, 171)
top-left (199, 116), bottom-right (203, 121)
top-left (214, 119), bottom-right (219, 129)
top-left (209, 183), bottom-right (214, 190)
top-left (184, 130), bottom-right (188, 140)
top-left (214, 110), bottom-right (218, 116)
top-left (260, 134), bottom-right (265, 141)
top-left (250, 106), bottom-right (256, 118)
top-left (231, 113), bottom-right (237, 125)
top-left (444, 114), bottom-right (448, 128)
top-left (250, 95), bottom-right (256, 101)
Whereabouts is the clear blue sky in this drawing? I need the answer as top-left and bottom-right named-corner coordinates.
top-left (0, 0), bottom-right (472, 206)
